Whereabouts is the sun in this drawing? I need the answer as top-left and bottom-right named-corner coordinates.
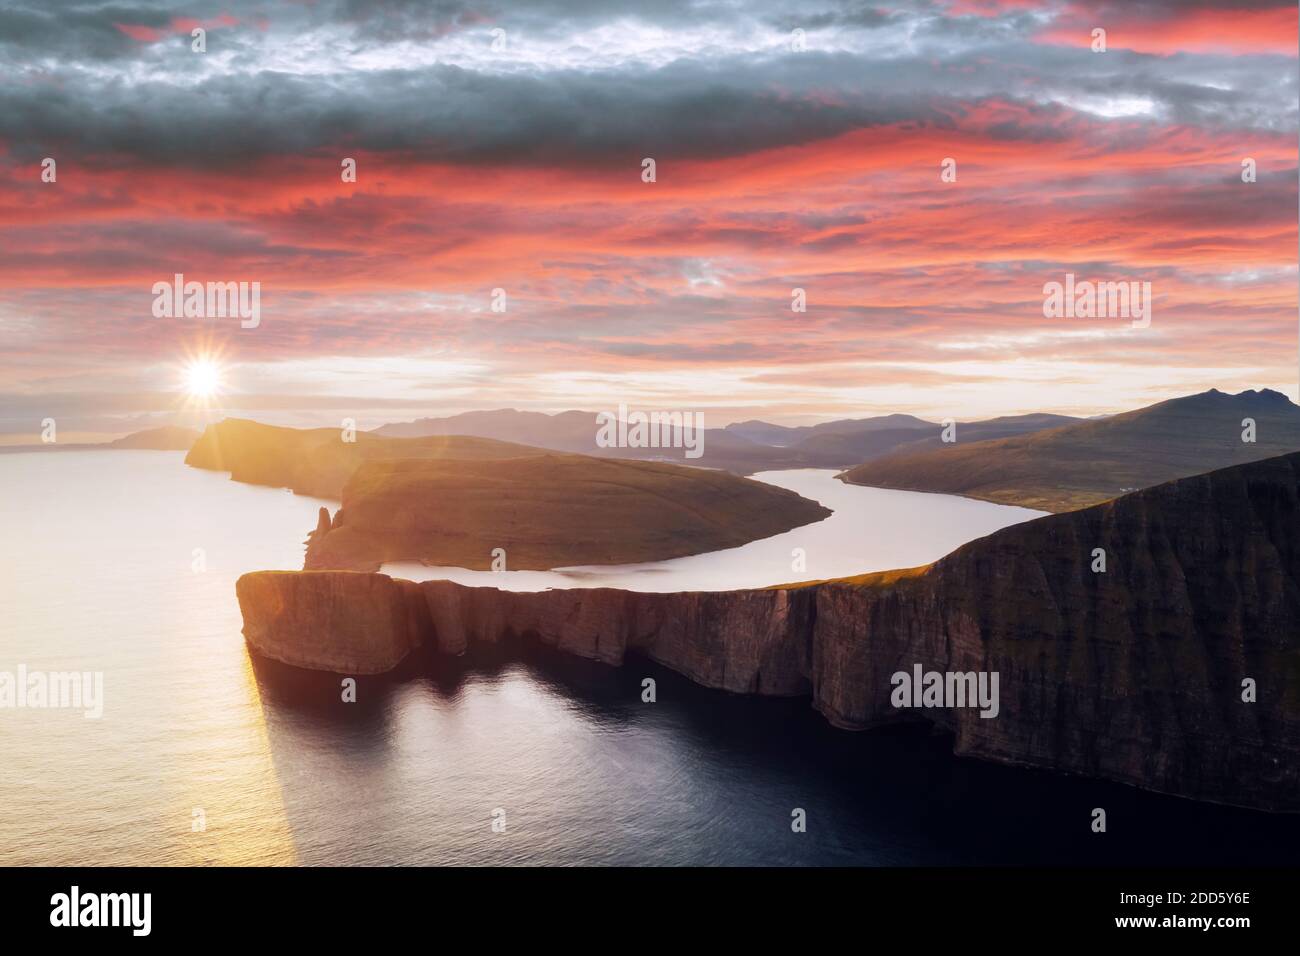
top-left (174, 341), bottom-right (232, 419)
top-left (183, 358), bottom-right (223, 399)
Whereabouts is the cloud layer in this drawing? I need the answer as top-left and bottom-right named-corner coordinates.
top-left (0, 0), bottom-right (1296, 433)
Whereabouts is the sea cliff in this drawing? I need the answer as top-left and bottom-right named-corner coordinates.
top-left (237, 451), bottom-right (1300, 811)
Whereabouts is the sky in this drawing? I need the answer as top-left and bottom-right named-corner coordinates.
top-left (0, 0), bottom-right (1297, 439)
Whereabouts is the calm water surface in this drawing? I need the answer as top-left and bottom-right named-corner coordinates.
top-left (2, 451), bottom-right (1296, 866)
top-left (383, 468), bottom-right (1045, 589)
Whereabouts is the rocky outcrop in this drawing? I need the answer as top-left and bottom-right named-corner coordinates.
top-left (238, 571), bottom-right (429, 674)
top-left (236, 451), bottom-right (1300, 811)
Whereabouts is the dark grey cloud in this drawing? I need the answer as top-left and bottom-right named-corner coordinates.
top-left (0, 56), bottom-right (946, 166)
top-left (0, 3), bottom-right (174, 62)
top-left (0, 0), bottom-right (1292, 169)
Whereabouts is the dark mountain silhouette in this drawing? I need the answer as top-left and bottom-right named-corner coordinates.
top-left (842, 389), bottom-right (1300, 512)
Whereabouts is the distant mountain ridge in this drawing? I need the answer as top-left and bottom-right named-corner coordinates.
top-left (191, 388), bottom-right (1295, 508)
top-left (375, 408), bottom-right (1083, 474)
top-left (107, 426), bottom-right (201, 450)
top-left (724, 413), bottom-right (935, 447)
top-left (841, 389), bottom-right (1300, 512)
top-left (0, 425), bottom-right (199, 454)
top-left (186, 419), bottom-right (540, 498)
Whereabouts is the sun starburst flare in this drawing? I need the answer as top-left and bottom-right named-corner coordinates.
top-left (175, 341), bottom-right (232, 420)
top-left (184, 359), bottom-right (222, 399)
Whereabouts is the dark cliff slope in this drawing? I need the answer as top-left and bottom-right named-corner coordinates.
top-left (237, 451), bottom-right (1300, 811)
top-left (842, 389), bottom-right (1300, 512)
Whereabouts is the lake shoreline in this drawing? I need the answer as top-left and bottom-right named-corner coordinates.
top-left (381, 468), bottom-right (1044, 592)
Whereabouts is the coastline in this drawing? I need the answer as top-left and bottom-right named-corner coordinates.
top-left (236, 450), bottom-right (1300, 814)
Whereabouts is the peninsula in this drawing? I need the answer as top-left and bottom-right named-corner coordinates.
top-left (304, 453), bottom-right (832, 571)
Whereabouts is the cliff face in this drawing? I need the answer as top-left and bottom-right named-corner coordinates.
top-left (237, 452), bottom-right (1300, 811)
top-left (811, 450), bottom-right (1300, 811)
top-left (238, 572), bottom-right (816, 690)
top-left (237, 571), bottom-right (428, 674)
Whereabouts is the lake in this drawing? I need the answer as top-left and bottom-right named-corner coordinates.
top-left (382, 468), bottom-right (1045, 590)
top-left (2, 450), bottom-right (1296, 865)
